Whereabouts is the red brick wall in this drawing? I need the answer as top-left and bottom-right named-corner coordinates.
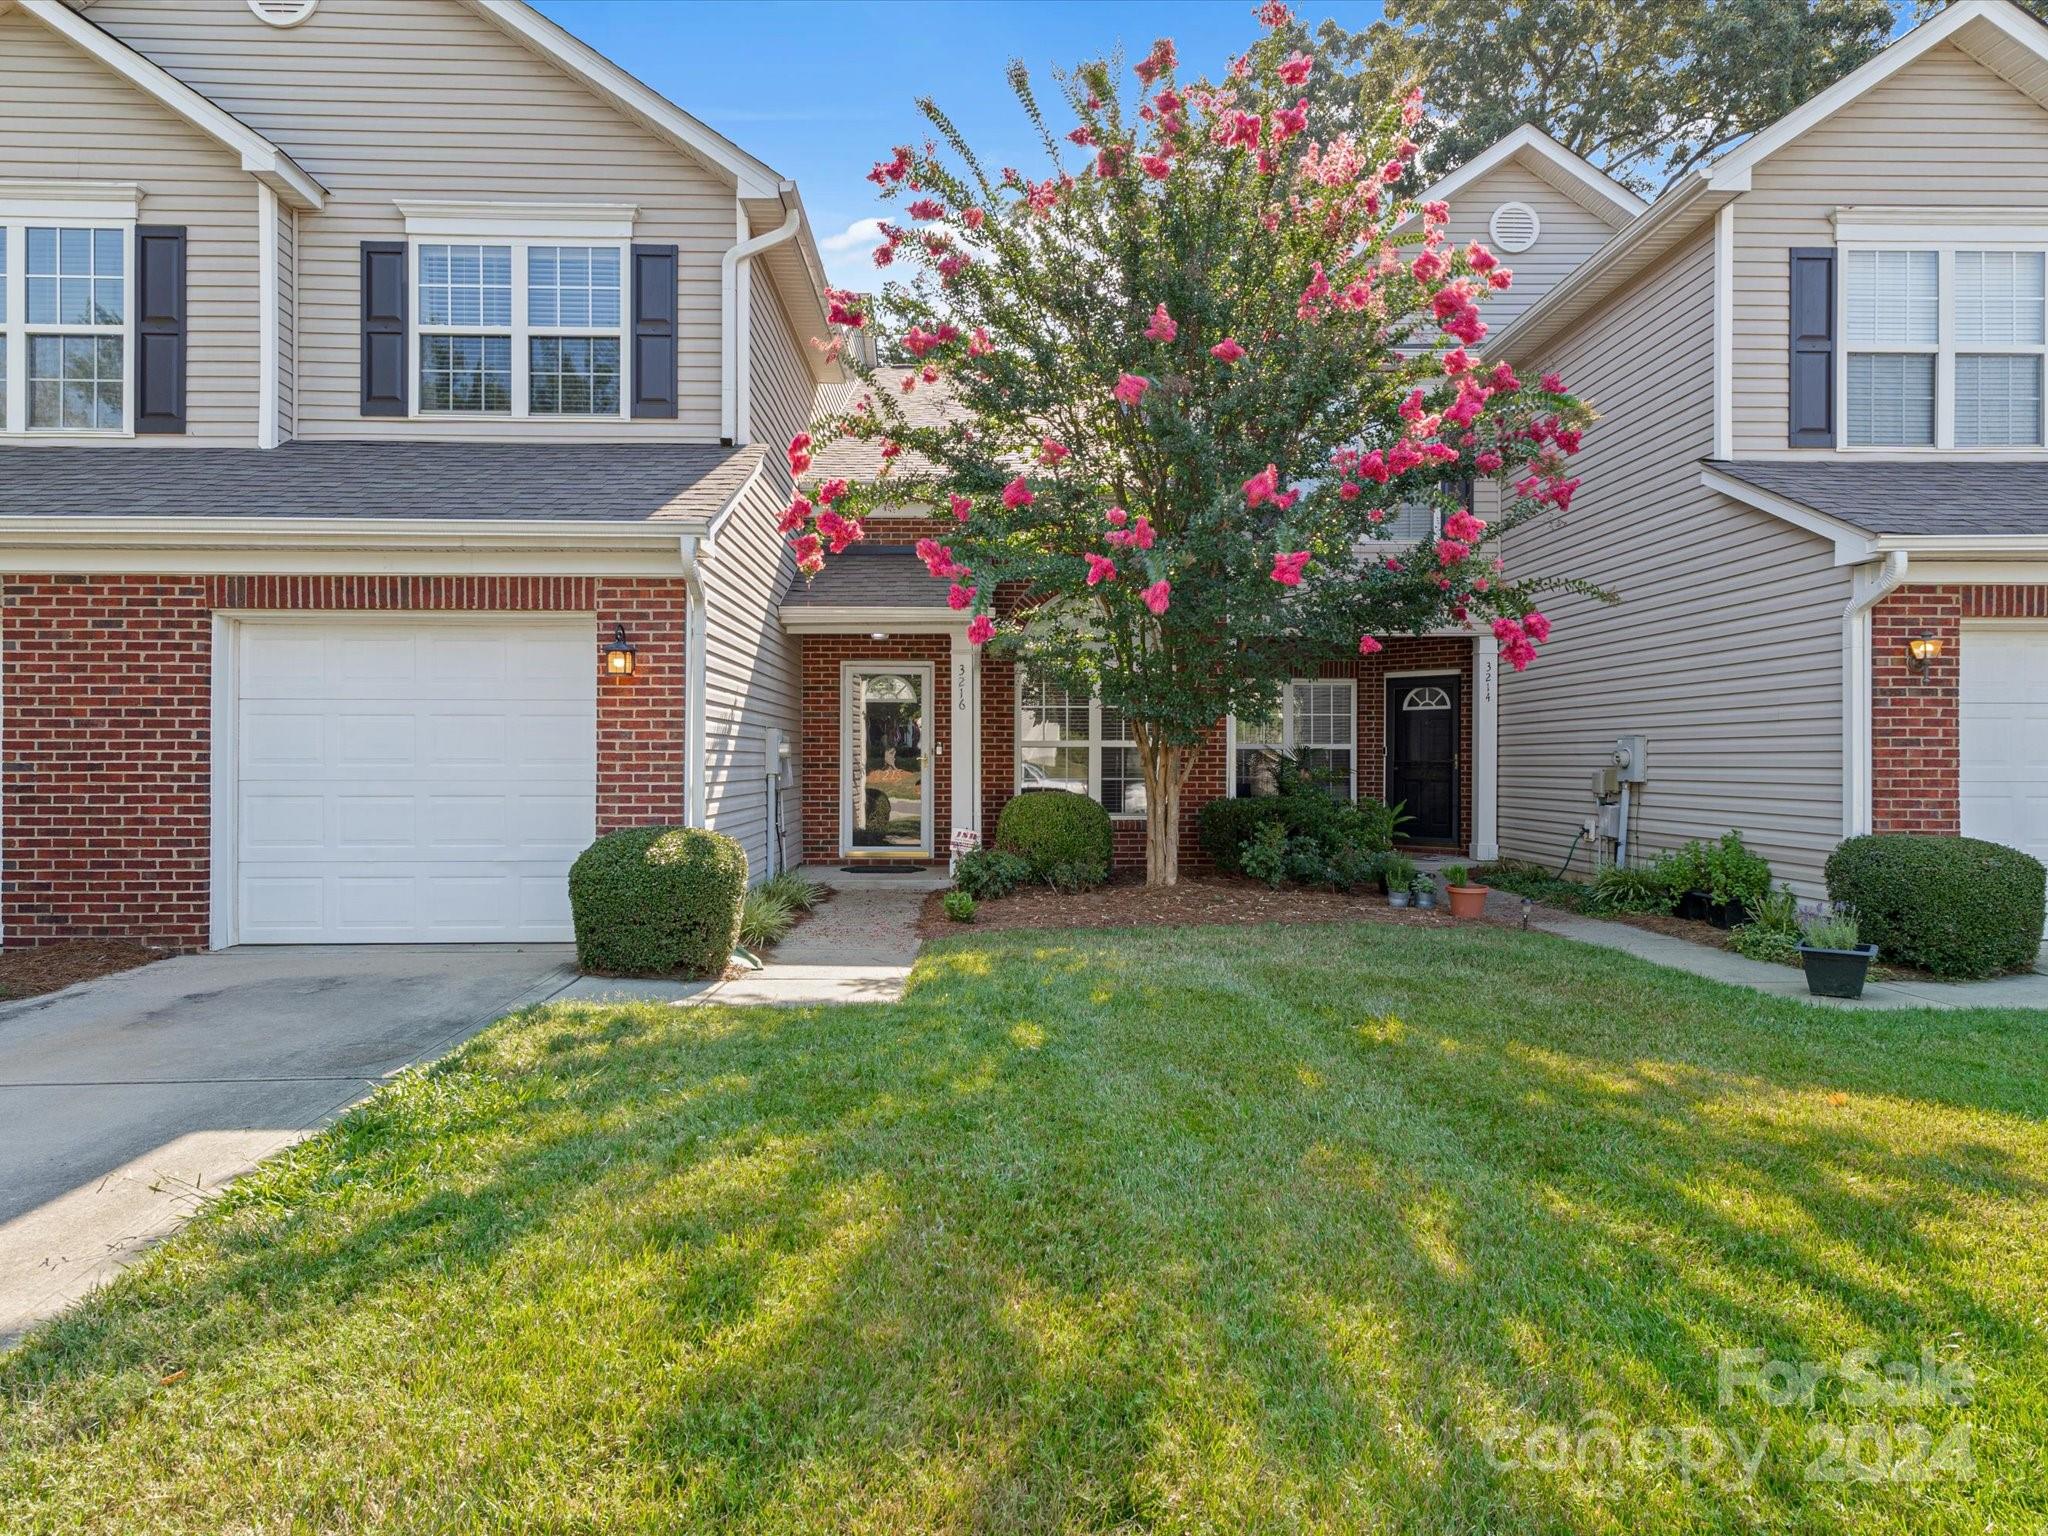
top-left (4, 574), bottom-right (686, 950)
top-left (3, 577), bottom-right (213, 950)
top-left (797, 633), bottom-right (953, 863)
top-left (1871, 584), bottom-right (2048, 836)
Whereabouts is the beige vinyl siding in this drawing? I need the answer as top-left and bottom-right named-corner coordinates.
top-left (1733, 41), bottom-right (2048, 455)
top-left (277, 201), bottom-right (296, 438)
top-left (0, 9), bottom-right (258, 444)
top-left (1500, 231), bottom-right (1853, 894)
top-left (747, 263), bottom-right (814, 452)
top-left (703, 461), bottom-right (805, 882)
top-left (1438, 162), bottom-right (1623, 334)
top-left (87, 0), bottom-right (738, 441)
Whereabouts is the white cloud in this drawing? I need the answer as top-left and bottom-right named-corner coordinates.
top-left (818, 216), bottom-right (888, 254)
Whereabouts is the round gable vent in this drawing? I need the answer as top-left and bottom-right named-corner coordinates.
top-left (248, 0), bottom-right (319, 27)
top-left (1489, 200), bottom-right (1541, 254)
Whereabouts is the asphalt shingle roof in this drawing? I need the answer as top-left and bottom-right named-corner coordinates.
top-left (808, 368), bottom-right (962, 480)
top-left (1705, 457), bottom-right (2048, 538)
top-left (0, 441), bottom-right (765, 523)
top-left (780, 545), bottom-right (955, 610)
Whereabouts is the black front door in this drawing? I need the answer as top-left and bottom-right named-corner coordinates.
top-left (1386, 675), bottom-right (1459, 845)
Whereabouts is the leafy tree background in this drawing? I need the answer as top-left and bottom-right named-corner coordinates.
top-left (1296, 0), bottom-right (1911, 195)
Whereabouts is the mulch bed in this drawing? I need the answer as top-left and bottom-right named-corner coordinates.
top-left (0, 941), bottom-right (169, 1001)
top-left (918, 873), bottom-right (1463, 938)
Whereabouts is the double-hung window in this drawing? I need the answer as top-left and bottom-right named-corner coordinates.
top-left (1842, 241), bottom-right (2047, 450)
top-left (401, 206), bottom-right (632, 419)
top-left (1231, 679), bottom-right (1357, 800)
top-left (1017, 667), bottom-right (1146, 818)
top-left (0, 202), bottom-right (135, 436)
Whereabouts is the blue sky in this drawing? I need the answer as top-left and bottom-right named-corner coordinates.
top-left (532, 1), bottom-right (1388, 286)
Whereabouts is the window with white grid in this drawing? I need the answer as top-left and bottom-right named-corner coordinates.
top-left (1017, 668), bottom-right (1146, 818)
top-left (0, 224), bottom-right (131, 434)
top-left (1842, 244), bottom-right (2046, 450)
top-left (413, 239), bottom-right (627, 418)
top-left (1231, 678), bottom-right (1356, 800)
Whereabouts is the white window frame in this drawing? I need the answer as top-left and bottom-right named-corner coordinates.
top-left (0, 183), bottom-right (141, 439)
top-left (1013, 666), bottom-right (1146, 821)
top-left (394, 203), bottom-right (638, 423)
top-left (1226, 677), bottom-right (1358, 801)
top-left (1836, 218), bottom-right (2048, 455)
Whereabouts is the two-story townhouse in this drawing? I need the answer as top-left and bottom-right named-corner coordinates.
top-left (775, 127), bottom-right (1644, 874)
top-left (0, 0), bottom-right (837, 948)
top-left (1490, 0), bottom-right (2048, 897)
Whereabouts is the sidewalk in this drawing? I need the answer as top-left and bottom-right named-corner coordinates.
top-left (1494, 893), bottom-right (2048, 1011)
top-left (557, 867), bottom-right (944, 1009)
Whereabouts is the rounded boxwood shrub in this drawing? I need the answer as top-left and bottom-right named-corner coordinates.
top-left (568, 826), bottom-right (747, 979)
top-left (994, 790), bottom-right (1112, 881)
top-left (1825, 834), bottom-right (2045, 979)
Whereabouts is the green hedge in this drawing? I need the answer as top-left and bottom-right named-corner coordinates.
top-left (1825, 834), bottom-right (2045, 979)
top-left (568, 826), bottom-right (747, 979)
top-left (1195, 792), bottom-right (1398, 876)
top-left (994, 791), bottom-right (1112, 879)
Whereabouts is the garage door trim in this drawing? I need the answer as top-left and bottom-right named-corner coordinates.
top-left (210, 611), bottom-right (598, 949)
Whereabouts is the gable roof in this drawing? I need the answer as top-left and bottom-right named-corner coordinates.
top-left (1405, 124), bottom-right (1646, 231)
top-left (9, 0), bottom-right (324, 210)
top-left (1705, 458), bottom-right (2048, 542)
top-left (1503, 0), bottom-right (2048, 360)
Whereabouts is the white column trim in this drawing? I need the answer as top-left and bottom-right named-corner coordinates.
top-left (950, 629), bottom-right (979, 841)
top-left (1841, 550), bottom-right (1909, 837)
top-left (209, 614), bottom-right (239, 949)
top-left (1712, 200), bottom-right (1734, 460)
top-left (1471, 638), bottom-right (1499, 861)
top-left (257, 182), bottom-right (280, 449)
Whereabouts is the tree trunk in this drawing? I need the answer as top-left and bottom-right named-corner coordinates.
top-left (1136, 730), bottom-right (1186, 887)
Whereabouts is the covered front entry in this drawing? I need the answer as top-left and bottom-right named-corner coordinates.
top-left (1386, 673), bottom-right (1462, 845)
top-left (843, 663), bottom-right (934, 857)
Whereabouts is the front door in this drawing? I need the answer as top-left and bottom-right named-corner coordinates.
top-left (1386, 675), bottom-right (1459, 845)
top-left (846, 666), bottom-right (932, 856)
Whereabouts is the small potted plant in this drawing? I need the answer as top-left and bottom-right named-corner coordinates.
top-left (1380, 852), bottom-right (1417, 903)
top-left (1797, 911), bottom-right (1877, 999)
top-left (1441, 862), bottom-right (1489, 919)
top-left (1412, 875), bottom-right (1438, 911)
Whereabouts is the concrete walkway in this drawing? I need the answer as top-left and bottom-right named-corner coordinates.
top-left (1495, 894), bottom-right (2048, 1010)
top-left (557, 867), bottom-right (943, 1009)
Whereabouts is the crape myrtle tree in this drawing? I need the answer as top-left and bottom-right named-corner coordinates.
top-left (782, 0), bottom-right (1597, 886)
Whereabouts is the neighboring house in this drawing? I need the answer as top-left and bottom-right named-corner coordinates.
top-left (0, 0), bottom-right (837, 947)
top-left (777, 130), bottom-right (1644, 874)
top-left (1491, 0), bottom-right (2048, 895)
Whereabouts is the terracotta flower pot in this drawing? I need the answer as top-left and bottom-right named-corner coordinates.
top-left (1447, 883), bottom-right (1489, 920)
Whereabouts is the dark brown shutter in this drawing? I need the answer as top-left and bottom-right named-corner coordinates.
top-left (630, 243), bottom-right (678, 419)
top-left (133, 226), bottom-right (186, 434)
top-left (1788, 247), bottom-right (1836, 448)
top-left (359, 240), bottom-right (408, 416)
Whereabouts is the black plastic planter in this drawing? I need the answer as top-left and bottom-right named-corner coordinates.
top-left (1799, 942), bottom-right (1878, 1000)
top-left (1706, 898), bottom-right (1751, 931)
top-left (1676, 890), bottom-right (1711, 922)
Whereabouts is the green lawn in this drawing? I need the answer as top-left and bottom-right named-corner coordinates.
top-left (4, 924), bottom-right (2045, 1534)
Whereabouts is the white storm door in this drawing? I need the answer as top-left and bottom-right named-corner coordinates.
top-left (232, 617), bottom-right (597, 943)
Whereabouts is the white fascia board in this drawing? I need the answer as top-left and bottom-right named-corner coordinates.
top-left (0, 516), bottom-right (705, 548)
top-left (780, 608), bottom-right (967, 635)
top-left (466, 0), bottom-right (783, 200)
top-left (395, 200), bottom-right (640, 240)
top-left (1698, 467), bottom-right (1880, 563)
top-left (1705, 0), bottom-right (2048, 192)
top-left (1402, 124), bottom-right (1647, 230)
top-left (0, 180), bottom-right (141, 221)
top-left (1878, 534), bottom-right (2048, 557)
top-left (17, 0), bottom-right (326, 211)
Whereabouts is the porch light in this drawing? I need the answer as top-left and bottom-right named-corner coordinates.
top-left (604, 623), bottom-right (637, 677)
top-left (1906, 632), bottom-right (1942, 673)
top-left (870, 631), bottom-right (888, 641)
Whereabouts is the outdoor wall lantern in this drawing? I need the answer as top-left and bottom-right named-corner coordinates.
top-left (604, 623), bottom-right (637, 677)
top-left (1906, 632), bottom-right (1943, 674)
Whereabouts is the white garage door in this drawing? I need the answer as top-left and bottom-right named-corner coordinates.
top-left (1959, 624), bottom-right (2048, 865)
top-left (232, 618), bottom-right (596, 944)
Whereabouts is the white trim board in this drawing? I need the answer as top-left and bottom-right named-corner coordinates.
top-left (1699, 468), bottom-right (1880, 562)
top-left (1401, 124), bottom-right (1646, 232)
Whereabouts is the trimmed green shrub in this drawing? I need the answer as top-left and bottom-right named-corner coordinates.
top-left (569, 826), bottom-right (746, 978)
top-left (942, 889), bottom-right (978, 923)
top-left (1826, 834), bottom-right (2046, 979)
top-left (1043, 857), bottom-right (1108, 893)
top-left (995, 791), bottom-right (1112, 879)
top-left (1240, 822), bottom-right (1290, 888)
top-left (1328, 845), bottom-right (1384, 893)
top-left (738, 884), bottom-right (797, 949)
top-left (1195, 791), bottom-right (1401, 875)
top-left (953, 848), bottom-right (1032, 901)
top-left (1705, 830), bottom-right (1773, 910)
top-left (1283, 836), bottom-right (1333, 887)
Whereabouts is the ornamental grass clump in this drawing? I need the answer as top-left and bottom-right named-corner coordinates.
top-left (780, 2), bottom-right (1601, 885)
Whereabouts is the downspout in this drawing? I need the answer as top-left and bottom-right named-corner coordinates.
top-left (719, 190), bottom-right (803, 446)
top-left (1841, 550), bottom-right (1908, 838)
top-left (679, 533), bottom-right (712, 830)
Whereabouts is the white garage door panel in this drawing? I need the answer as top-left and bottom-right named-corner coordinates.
top-left (1959, 625), bottom-right (2048, 867)
top-left (234, 620), bottom-right (596, 944)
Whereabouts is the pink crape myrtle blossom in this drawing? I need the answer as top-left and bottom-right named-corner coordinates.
top-left (1270, 550), bottom-right (1310, 586)
top-left (1210, 337), bottom-right (1246, 363)
top-left (967, 614), bottom-right (995, 646)
top-left (949, 493), bottom-right (974, 522)
top-left (1084, 553), bottom-right (1119, 585)
top-left (1114, 373), bottom-right (1150, 407)
top-left (1358, 634), bottom-right (1383, 656)
top-left (1144, 303), bottom-right (1177, 342)
top-left (947, 583), bottom-right (977, 610)
top-left (1002, 477), bottom-right (1034, 509)
top-left (1140, 580), bottom-right (1172, 615)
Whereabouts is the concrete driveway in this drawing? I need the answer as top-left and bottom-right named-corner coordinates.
top-left (0, 944), bottom-right (575, 1348)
